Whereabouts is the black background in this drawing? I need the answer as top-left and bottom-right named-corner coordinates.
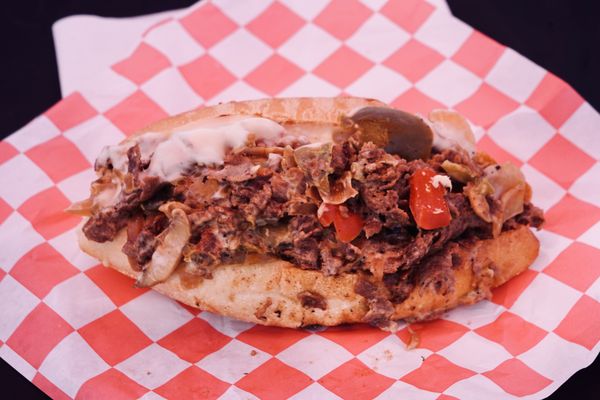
top-left (1, 1), bottom-right (599, 398)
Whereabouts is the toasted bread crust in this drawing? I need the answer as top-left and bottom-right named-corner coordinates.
top-left (78, 97), bottom-right (540, 328)
top-left (133, 97), bottom-right (388, 136)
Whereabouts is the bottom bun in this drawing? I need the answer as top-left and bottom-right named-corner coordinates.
top-left (78, 225), bottom-right (539, 328)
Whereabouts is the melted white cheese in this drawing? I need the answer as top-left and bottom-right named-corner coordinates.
top-left (97, 143), bottom-right (129, 174)
top-left (149, 117), bottom-right (283, 181)
top-left (96, 116), bottom-right (285, 181)
top-left (96, 132), bottom-right (166, 175)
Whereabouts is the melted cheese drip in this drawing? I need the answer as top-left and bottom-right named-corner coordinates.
top-left (149, 117), bottom-right (283, 181)
top-left (96, 132), bottom-right (165, 174)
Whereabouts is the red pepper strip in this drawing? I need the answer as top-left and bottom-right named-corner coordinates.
top-left (333, 206), bottom-right (364, 243)
top-left (409, 168), bottom-right (452, 230)
top-left (318, 203), bottom-right (336, 227)
top-left (318, 204), bottom-right (364, 243)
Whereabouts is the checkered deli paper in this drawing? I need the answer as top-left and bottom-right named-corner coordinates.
top-left (1, 0), bottom-right (599, 398)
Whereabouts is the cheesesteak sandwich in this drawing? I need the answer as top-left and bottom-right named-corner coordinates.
top-left (70, 97), bottom-right (544, 329)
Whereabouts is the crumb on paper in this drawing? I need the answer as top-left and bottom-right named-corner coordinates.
top-left (383, 349), bottom-right (393, 361)
top-left (406, 325), bottom-right (420, 350)
top-left (421, 355), bottom-right (425, 362)
top-left (250, 350), bottom-right (257, 356)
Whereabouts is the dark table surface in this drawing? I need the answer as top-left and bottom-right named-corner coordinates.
top-left (1, 1), bottom-right (599, 398)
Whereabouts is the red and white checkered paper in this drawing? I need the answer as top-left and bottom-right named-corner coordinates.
top-left (2, 1), bottom-right (600, 398)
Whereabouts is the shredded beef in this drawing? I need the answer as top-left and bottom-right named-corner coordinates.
top-left (85, 132), bottom-right (545, 328)
top-left (127, 145), bottom-right (143, 173)
top-left (354, 279), bottom-right (395, 328)
top-left (364, 298), bottom-right (395, 328)
top-left (507, 203), bottom-right (545, 230)
top-left (121, 212), bottom-right (168, 268)
top-left (132, 231), bottom-right (157, 266)
top-left (84, 145), bottom-right (167, 243)
top-left (331, 142), bottom-right (357, 173)
top-left (298, 291), bottom-right (327, 310)
top-left (122, 214), bottom-right (144, 264)
top-left (355, 143), bottom-right (414, 228)
top-left (229, 178), bottom-right (278, 225)
top-left (270, 174), bottom-right (289, 202)
top-left (412, 242), bottom-right (460, 296)
top-left (279, 237), bottom-right (320, 269)
top-left (83, 208), bottom-right (128, 243)
top-left (428, 193), bottom-right (491, 252)
top-left (320, 245), bottom-right (343, 276)
top-left (319, 239), bottom-right (360, 275)
top-left (89, 140), bottom-right (540, 278)
top-left (290, 215), bottom-right (322, 238)
top-left (191, 228), bottom-right (222, 266)
top-left (82, 180), bottom-right (165, 243)
top-left (430, 148), bottom-right (484, 177)
top-left (354, 193), bottom-right (488, 277)
top-left (127, 145), bottom-right (164, 202)
top-left (274, 217), bottom-right (324, 268)
top-left (383, 271), bottom-right (413, 304)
